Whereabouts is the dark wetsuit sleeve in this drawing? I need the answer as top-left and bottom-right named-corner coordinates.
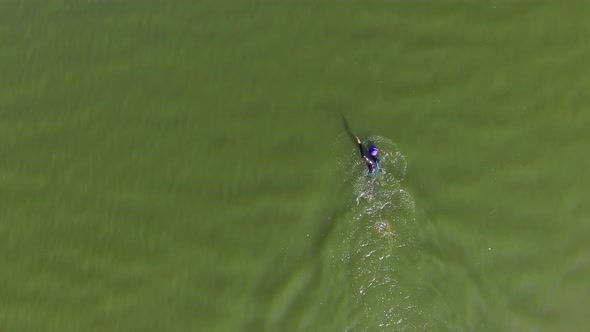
top-left (358, 143), bottom-right (376, 172)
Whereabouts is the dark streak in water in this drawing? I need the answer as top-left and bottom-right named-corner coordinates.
top-left (341, 115), bottom-right (358, 144)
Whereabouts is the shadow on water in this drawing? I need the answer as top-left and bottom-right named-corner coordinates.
top-left (341, 115), bottom-right (358, 145)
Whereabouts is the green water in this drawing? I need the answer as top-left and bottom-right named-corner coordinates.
top-left (1, 1), bottom-right (589, 331)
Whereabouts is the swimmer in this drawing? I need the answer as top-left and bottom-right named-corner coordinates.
top-left (356, 136), bottom-right (381, 173)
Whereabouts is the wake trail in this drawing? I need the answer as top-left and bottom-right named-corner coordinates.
top-left (331, 134), bottom-right (429, 331)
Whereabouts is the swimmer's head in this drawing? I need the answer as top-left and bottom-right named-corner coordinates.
top-left (369, 146), bottom-right (379, 157)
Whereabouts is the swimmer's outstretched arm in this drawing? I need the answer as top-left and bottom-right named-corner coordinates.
top-left (356, 136), bottom-right (367, 157)
top-left (356, 136), bottom-right (365, 156)
top-left (357, 136), bottom-right (376, 171)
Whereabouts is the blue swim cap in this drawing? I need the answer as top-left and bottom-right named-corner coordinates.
top-left (369, 146), bottom-right (379, 157)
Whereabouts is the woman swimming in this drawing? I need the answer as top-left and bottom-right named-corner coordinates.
top-left (356, 136), bottom-right (380, 173)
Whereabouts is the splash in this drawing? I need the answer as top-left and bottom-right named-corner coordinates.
top-left (332, 134), bottom-right (426, 330)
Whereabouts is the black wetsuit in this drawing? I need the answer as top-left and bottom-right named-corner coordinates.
top-left (358, 143), bottom-right (380, 173)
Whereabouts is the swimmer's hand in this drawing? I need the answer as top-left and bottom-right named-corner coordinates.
top-left (356, 136), bottom-right (361, 144)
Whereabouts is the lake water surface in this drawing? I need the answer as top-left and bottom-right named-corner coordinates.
top-left (1, 1), bottom-right (589, 331)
